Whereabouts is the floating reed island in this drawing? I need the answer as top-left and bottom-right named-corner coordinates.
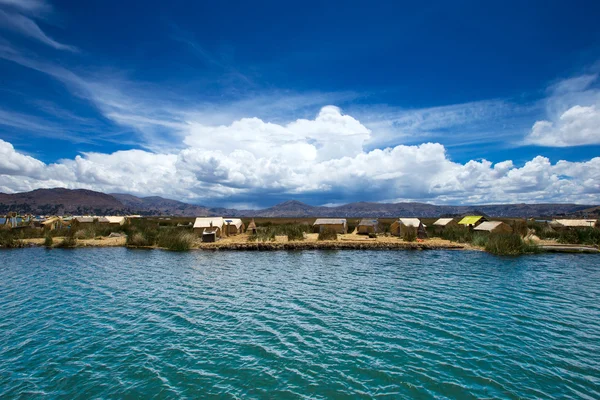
top-left (1, 214), bottom-right (599, 255)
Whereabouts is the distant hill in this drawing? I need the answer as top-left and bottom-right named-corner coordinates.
top-left (0, 188), bottom-right (596, 218)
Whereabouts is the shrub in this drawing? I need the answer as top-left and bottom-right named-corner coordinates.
top-left (126, 232), bottom-right (154, 247)
top-left (485, 233), bottom-right (539, 256)
top-left (44, 234), bottom-right (53, 248)
top-left (368, 232), bottom-right (377, 239)
top-left (55, 236), bottom-right (77, 248)
top-left (157, 231), bottom-right (195, 251)
top-left (0, 229), bottom-right (25, 248)
top-left (511, 219), bottom-right (529, 237)
top-left (318, 228), bottom-right (338, 241)
top-left (402, 227), bottom-right (417, 242)
top-left (558, 228), bottom-right (600, 246)
top-left (471, 233), bottom-right (489, 247)
top-left (441, 225), bottom-right (472, 243)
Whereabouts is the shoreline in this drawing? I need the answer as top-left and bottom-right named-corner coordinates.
top-left (11, 236), bottom-right (599, 253)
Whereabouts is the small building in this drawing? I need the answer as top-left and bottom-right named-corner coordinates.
top-left (104, 216), bottom-right (126, 226)
top-left (551, 219), bottom-right (597, 229)
top-left (193, 217), bottom-right (224, 237)
top-left (390, 218), bottom-right (428, 239)
top-left (246, 219), bottom-right (257, 234)
top-left (41, 216), bottom-right (63, 231)
top-left (202, 229), bottom-right (218, 242)
top-left (474, 221), bottom-right (513, 234)
top-left (357, 219), bottom-right (379, 235)
top-left (458, 216), bottom-right (487, 228)
top-left (74, 216), bottom-right (95, 224)
top-left (313, 218), bottom-right (347, 234)
top-left (432, 218), bottom-right (458, 233)
top-left (223, 218), bottom-right (245, 235)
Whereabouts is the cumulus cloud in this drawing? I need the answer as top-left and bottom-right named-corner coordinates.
top-left (525, 74), bottom-right (600, 147)
top-left (1, 106), bottom-right (599, 205)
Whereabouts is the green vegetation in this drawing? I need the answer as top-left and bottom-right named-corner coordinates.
top-left (558, 228), bottom-right (600, 246)
top-left (526, 221), bottom-right (559, 240)
top-left (471, 233), bottom-right (489, 247)
top-left (0, 228), bottom-right (25, 248)
top-left (44, 234), bottom-right (53, 248)
top-left (485, 233), bottom-right (539, 256)
top-left (157, 231), bottom-right (195, 251)
top-left (55, 236), bottom-right (77, 248)
top-left (248, 223), bottom-right (310, 242)
top-left (402, 227), bottom-right (417, 242)
top-left (318, 228), bottom-right (338, 241)
top-left (440, 225), bottom-right (472, 243)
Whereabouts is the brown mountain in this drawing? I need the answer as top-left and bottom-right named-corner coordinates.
top-left (0, 188), bottom-right (127, 215)
top-left (0, 188), bottom-right (596, 218)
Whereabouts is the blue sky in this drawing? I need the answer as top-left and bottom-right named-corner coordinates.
top-left (0, 0), bottom-right (599, 207)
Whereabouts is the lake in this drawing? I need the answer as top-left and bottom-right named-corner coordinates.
top-left (1, 248), bottom-right (599, 398)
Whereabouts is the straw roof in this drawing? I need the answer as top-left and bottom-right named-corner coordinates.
top-left (224, 218), bottom-right (243, 229)
top-left (433, 218), bottom-right (454, 226)
top-left (553, 219), bottom-right (597, 228)
top-left (398, 218), bottom-right (422, 228)
top-left (246, 218), bottom-right (257, 230)
top-left (458, 216), bottom-right (484, 225)
top-left (314, 218), bottom-right (347, 225)
top-left (474, 221), bottom-right (504, 232)
top-left (193, 217), bottom-right (224, 229)
top-left (358, 219), bottom-right (378, 226)
top-left (104, 216), bottom-right (125, 224)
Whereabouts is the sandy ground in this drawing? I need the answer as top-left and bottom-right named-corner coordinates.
top-left (21, 232), bottom-right (470, 251)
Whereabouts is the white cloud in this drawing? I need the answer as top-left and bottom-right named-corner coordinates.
top-left (525, 74), bottom-right (600, 147)
top-left (0, 1), bottom-right (76, 52)
top-left (0, 106), bottom-right (599, 205)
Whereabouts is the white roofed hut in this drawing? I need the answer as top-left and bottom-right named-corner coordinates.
top-left (390, 218), bottom-right (428, 239)
top-left (551, 219), bottom-right (598, 229)
top-left (104, 216), bottom-right (126, 226)
top-left (313, 218), bottom-right (347, 234)
top-left (473, 221), bottom-right (513, 234)
top-left (193, 217), bottom-right (224, 237)
top-left (432, 218), bottom-right (458, 234)
top-left (223, 218), bottom-right (245, 236)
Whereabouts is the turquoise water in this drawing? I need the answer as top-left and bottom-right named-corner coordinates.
top-left (1, 249), bottom-right (599, 398)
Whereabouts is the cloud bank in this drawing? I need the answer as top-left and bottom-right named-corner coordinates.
top-left (1, 106), bottom-right (599, 206)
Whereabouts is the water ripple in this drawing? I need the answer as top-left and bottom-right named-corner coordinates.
top-left (0, 248), bottom-right (599, 398)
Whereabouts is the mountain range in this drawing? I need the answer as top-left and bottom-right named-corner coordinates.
top-left (0, 188), bottom-right (597, 218)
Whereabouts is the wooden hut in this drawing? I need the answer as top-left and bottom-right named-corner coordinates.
top-left (223, 218), bottom-right (245, 235)
top-left (193, 217), bottom-right (224, 237)
top-left (473, 221), bottom-right (513, 234)
top-left (313, 218), bottom-right (347, 234)
top-left (390, 218), bottom-right (428, 239)
top-left (458, 216), bottom-right (487, 229)
top-left (357, 219), bottom-right (379, 235)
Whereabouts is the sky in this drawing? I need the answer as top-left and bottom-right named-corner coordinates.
top-left (0, 0), bottom-right (600, 208)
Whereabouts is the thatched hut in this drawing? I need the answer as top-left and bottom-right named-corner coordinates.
top-left (246, 219), bottom-right (257, 234)
top-left (458, 216), bottom-right (487, 229)
top-left (390, 218), bottom-right (428, 239)
top-left (224, 218), bottom-right (245, 235)
top-left (551, 219), bottom-right (597, 230)
top-left (41, 216), bottom-right (63, 231)
top-left (313, 218), bottom-right (347, 234)
top-left (193, 217), bottom-right (224, 237)
top-left (432, 218), bottom-right (457, 234)
top-left (473, 221), bottom-right (513, 234)
top-left (357, 219), bottom-right (378, 235)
